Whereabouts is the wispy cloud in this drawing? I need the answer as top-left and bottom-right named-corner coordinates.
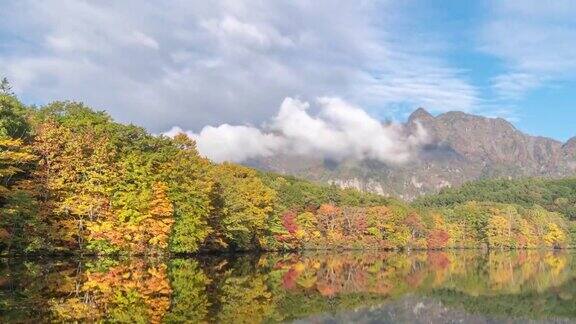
top-left (481, 0), bottom-right (576, 100)
top-left (490, 73), bottom-right (542, 100)
top-left (0, 1), bottom-right (479, 133)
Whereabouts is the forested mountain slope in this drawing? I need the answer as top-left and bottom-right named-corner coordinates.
top-left (414, 177), bottom-right (576, 219)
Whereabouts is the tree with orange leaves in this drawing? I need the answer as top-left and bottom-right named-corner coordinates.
top-left (143, 182), bottom-right (174, 251)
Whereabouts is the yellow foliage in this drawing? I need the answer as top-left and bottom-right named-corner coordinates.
top-left (487, 215), bottom-right (512, 249)
top-left (543, 223), bottom-right (567, 248)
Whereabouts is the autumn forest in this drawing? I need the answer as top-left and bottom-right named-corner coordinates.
top-left (1, 79), bottom-right (575, 257)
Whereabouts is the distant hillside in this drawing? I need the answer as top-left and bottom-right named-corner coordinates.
top-left (413, 177), bottom-right (576, 220)
top-left (257, 171), bottom-right (396, 210)
top-left (248, 108), bottom-right (576, 200)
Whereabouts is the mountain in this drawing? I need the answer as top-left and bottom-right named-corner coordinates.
top-left (246, 108), bottom-right (576, 200)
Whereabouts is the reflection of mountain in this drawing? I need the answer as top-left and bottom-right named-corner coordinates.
top-left (2, 251), bottom-right (575, 322)
top-left (431, 284), bottom-right (576, 322)
top-left (296, 295), bottom-right (518, 323)
top-left (248, 108), bottom-right (576, 200)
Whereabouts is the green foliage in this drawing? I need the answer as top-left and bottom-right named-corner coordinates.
top-left (0, 94), bottom-right (39, 254)
top-left (107, 290), bottom-right (149, 323)
top-left (0, 94), bottom-right (30, 138)
top-left (259, 171), bottom-right (392, 210)
top-left (415, 177), bottom-right (576, 220)
top-left (212, 164), bottom-right (277, 250)
top-left (164, 259), bottom-right (210, 323)
top-left (162, 134), bottom-right (213, 254)
top-left (1, 93), bottom-right (397, 255)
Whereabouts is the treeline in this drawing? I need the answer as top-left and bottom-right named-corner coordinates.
top-left (1, 82), bottom-right (575, 255)
top-left (277, 201), bottom-right (575, 250)
top-left (414, 177), bottom-right (576, 219)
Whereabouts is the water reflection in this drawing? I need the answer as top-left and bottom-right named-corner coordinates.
top-left (1, 250), bottom-right (575, 323)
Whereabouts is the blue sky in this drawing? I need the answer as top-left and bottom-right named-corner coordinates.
top-left (1, 0), bottom-right (575, 141)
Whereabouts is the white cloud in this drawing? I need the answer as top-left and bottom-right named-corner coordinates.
top-left (201, 15), bottom-right (293, 50)
top-left (166, 124), bottom-right (284, 163)
top-left (131, 31), bottom-right (159, 49)
top-left (0, 0), bottom-right (479, 133)
top-left (46, 35), bottom-right (76, 51)
top-left (167, 97), bottom-right (428, 164)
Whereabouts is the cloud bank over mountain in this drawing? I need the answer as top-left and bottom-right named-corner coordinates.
top-left (166, 97), bottom-right (428, 163)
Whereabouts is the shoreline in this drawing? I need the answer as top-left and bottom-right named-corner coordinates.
top-left (1, 246), bottom-right (573, 259)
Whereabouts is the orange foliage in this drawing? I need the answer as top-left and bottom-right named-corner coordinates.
top-left (427, 252), bottom-right (451, 270)
top-left (143, 182), bottom-right (175, 251)
top-left (316, 204), bottom-right (341, 236)
top-left (84, 260), bottom-right (172, 323)
top-left (404, 212), bottom-right (425, 237)
top-left (427, 229), bottom-right (450, 249)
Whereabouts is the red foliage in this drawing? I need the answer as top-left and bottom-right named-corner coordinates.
top-left (275, 234), bottom-right (297, 244)
top-left (353, 213), bottom-right (368, 234)
top-left (516, 234), bottom-right (527, 248)
top-left (405, 271), bottom-right (425, 288)
top-left (404, 212), bottom-right (424, 232)
top-left (426, 229), bottom-right (450, 249)
top-left (281, 211), bottom-right (298, 234)
top-left (316, 281), bottom-right (339, 297)
top-left (282, 268), bottom-right (299, 290)
top-left (517, 250), bottom-right (527, 265)
top-left (0, 228), bottom-right (10, 241)
top-left (427, 252), bottom-right (450, 270)
top-left (316, 204), bottom-right (341, 234)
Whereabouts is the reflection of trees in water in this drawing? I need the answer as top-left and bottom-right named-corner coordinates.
top-left (1, 250), bottom-right (575, 322)
top-left (52, 259), bottom-right (172, 323)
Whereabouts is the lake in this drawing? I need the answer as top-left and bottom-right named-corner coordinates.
top-left (1, 250), bottom-right (575, 323)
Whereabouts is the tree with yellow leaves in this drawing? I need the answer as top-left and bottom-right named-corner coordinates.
top-left (487, 215), bottom-right (513, 249)
top-left (160, 133), bottom-right (214, 254)
top-left (517, 217), bottom-right (537, 248)
top-left (211, 163), bottom-right (277, 250)
top-left (543, 222), bottom-right (566, 248)
top-left (143, 182), bottom-right (174, 251)
top-left (0, 91), bottom-right (41, 253)
top-left (0, 137), bottom-right (39, 253)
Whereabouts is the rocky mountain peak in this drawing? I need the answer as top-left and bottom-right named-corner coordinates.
top-left (564, 136), bottom-right (576, 148)
top-left (437, 111), bottom-right (514, 129)
top-left (408, 107), bottom-right (434, 123)
top-left (563, 136), bottom-right (576, 159)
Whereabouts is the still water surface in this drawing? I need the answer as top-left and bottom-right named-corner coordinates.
top-left (1, 250), bottom-right (575, 323)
